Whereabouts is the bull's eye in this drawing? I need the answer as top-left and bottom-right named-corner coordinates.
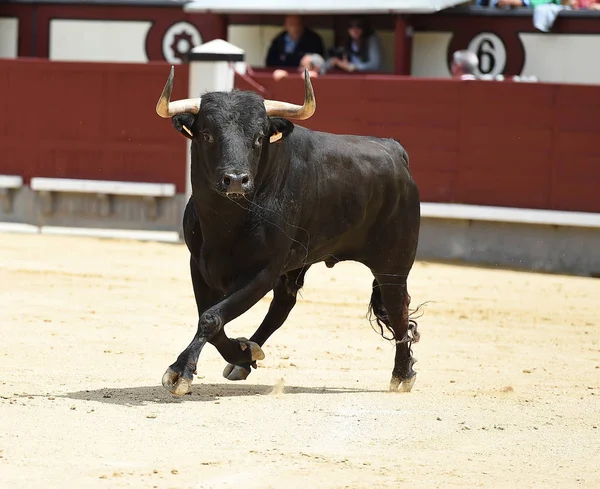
top-left (202, 132), bottom-right (214, 144)
top-left (253, 135), bottom-right (263, 149)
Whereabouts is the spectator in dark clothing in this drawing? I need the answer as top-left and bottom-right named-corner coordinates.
top-left (326, 16), bottom-right (383, 73)
top-left (265, 15), bottom-right (325, 68)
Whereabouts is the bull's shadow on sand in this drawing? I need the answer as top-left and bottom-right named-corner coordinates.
top-left (64, 383), bottom-right (383, 406)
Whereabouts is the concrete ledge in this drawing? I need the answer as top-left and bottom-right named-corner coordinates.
top-left (0, 221), bottom-right (180, 243)
top-left (0, 175), bottom-right (23, 189)
top-left (417, 204), bottom-right (600, 277)
top-left (29, 178), bottom-right (180, 222)
top-left (30, 178), bottom-right (176, 197)
top-left (0, 222), bottom-right (38, 234)
top-left (420, 203), bottom-right (600, 229)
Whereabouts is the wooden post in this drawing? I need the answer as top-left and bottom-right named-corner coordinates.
top-left (394, 15), bottom-right (413, 76)
top-left (216, 14), bottom-right (229, 41)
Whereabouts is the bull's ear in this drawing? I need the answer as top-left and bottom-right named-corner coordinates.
top-left (172, 113), bottom-right (196, 140)
top-left (268, 118), bottom-right (294, 144)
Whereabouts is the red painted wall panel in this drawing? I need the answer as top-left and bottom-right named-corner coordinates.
top-left (1, 59), bottom-right (598, 213)
top-left (0, 59), bottom-right (188, 192)
top-left (235, 72), bottom-right (600, 213)
top-left (360, 101), bottom-right (459, 128)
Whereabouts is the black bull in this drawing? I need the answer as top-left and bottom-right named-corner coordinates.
top-left (155, 67), bottom-right (421, 396)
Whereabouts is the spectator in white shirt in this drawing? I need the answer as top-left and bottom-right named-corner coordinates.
top-left (451, 50), bottom-right (479, 80)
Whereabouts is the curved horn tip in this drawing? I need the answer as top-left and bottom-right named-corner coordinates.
top-left (304, 69), bottom-right (314, 97)
top-left (166, 66), bottom-right (175, 90)
top-left (303, 69), bottom-right (316, 117)
top-left (156, 65), bottom-right (176, 118)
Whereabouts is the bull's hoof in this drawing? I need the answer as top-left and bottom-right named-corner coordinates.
top-left (235, 337), bottom-right (265, 361)
top-left (162, 367), bottom-right (193, 396)
top-left (389, 373), bottom-right (417, 393)
top-left (399, 374), bottom-right (417, 392)
top-left (223, 363), bottom-right (251, 381)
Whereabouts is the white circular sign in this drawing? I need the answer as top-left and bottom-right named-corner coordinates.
top-left (162, 22), bottom-right (203, 64)
top-left (467, 32), bottom-right (507, 77)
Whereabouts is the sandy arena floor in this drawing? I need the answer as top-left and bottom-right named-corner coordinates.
top-left (0, 232), bottom-right (598, 489)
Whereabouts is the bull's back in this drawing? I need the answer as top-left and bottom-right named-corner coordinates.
top-left (294, 127), bottom-right (411, 178)
top-left (287, 127), bottom-right (419, 256)
top-left (292, 126), bottom-right (416, 208)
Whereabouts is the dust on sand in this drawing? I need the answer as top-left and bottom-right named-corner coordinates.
top-left (0, 232), bottom-right (598, 489)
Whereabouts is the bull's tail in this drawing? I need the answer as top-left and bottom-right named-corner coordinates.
top-left (367, 284), bottom-right (396, 341)
top-left (367, 282), bottom-right (427, 343)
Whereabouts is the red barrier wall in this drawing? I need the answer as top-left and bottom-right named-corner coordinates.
top-left (1, 59), bottom-right (598, 213)
top-left (0, 59), bottom-right (188, 192)
top-left (236, 73), bottom-right (600, 213)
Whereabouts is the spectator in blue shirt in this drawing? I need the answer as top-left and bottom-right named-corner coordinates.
top-left (265, 15), bottom-right (325, 68)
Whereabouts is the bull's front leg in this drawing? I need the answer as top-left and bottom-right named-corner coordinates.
top-left (162, 265), bottom-right (277, 396)
top-left (202, 268), bottom-right (278, 368)
top-left (162, 257), bottom-right (220, 396)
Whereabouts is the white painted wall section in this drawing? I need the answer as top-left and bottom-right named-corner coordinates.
top-left (411, 31), bottom-right (452, 78)
top-left (0, 18), bottom-right (19, 58)
top-left (49, 20), bottom-right (152, 62)
top-left (228, 25), bottom-right (280, 67)
top-left (520, 33), bottom-right (600, 84)
top-left (30, 178), bottom-right (176, 197)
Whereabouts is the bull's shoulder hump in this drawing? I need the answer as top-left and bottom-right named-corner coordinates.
top-left (290, 128), bottom-right (409, 168)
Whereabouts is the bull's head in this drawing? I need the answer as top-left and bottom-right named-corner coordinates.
top-left (155, 66), bottom-right (316, 199)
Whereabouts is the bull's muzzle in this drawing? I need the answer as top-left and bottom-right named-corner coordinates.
top-left (220, 172), bottom-right (252, 198)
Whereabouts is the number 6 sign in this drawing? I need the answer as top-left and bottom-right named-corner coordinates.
top-left (446, 29), bottom-right (524, 78)
top-left (467, 32), bottom-right (507, 77)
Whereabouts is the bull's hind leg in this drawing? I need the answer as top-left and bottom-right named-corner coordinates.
top-left (371, 274), bottom-right (420, 393)
top-left (223, 266), bottom-right (310, 381)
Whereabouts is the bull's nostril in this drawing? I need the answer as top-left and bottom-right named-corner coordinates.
top-left (223, 176), bottom-right (231, 187)
top-left (241, 176), bottom-right (249, 185)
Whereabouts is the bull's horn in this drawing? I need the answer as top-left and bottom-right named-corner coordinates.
top-left (155, 66), bottom-right (201, 118)
top-left (264, 68), bottom-right (316, 120)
